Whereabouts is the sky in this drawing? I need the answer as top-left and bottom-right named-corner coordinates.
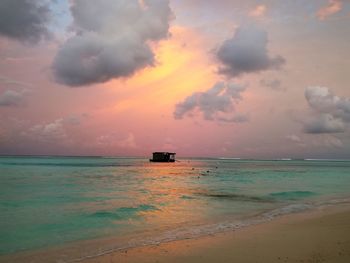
top-left (0, 0), bottom-right (350, 159)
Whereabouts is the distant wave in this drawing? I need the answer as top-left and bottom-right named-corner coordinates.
top-left (196, 192), bottom-right (274, 203)
top-left (90, 204), bottom-right (159, 220)
top-left (269, 191), bottom-right (316, 200)
top-left (191, 191), bottom-right (316, 203)
top-left (217, 157), bottom-right (241, 160)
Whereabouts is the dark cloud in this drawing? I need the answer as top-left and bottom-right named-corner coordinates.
top-left (216, 25), bottom-right (285, 78)
top-left (0, 0), bottom-right (51, 43)
top-left (52, 0), bottom-right (173, 87)
top-left (174, 82), bottom-right (246, 122)
top-left (304, 86), bottom-right (350, 134)
top-left (52, 33), bottom-right (155, 86)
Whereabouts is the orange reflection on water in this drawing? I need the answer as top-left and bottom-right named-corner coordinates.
top-left (135, 161), bottom-right (211, 227)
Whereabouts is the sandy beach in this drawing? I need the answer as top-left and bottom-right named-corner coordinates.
top-left (2, 204), bottom-right (350, 263)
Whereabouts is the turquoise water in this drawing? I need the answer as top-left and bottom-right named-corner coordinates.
top-left (1, 157), bottom-right (350, 256)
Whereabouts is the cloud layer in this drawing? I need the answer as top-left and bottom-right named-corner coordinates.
top-left (216, 25), bottom-right (285, 78)
top-left (52, 0), bottom-right (173, 87)
top-left (0, 0), bottom-right (51, 43)
top-left (304, 86), bottom-right (350, 133)
top-left (174, 82), bottom-right (246, 122)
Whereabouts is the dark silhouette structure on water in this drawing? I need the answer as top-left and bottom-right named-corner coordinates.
top-left (150, 152), bottom-right (176, 162)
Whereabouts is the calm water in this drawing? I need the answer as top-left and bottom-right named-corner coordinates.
top-left (1, 157), bottom-right (350, 256)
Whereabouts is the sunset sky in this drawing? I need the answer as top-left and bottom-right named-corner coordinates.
top-left (1, 0), bottom-right (350, 159)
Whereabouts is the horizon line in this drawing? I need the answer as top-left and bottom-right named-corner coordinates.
top-left (0, 154), bottom-right (349, 162)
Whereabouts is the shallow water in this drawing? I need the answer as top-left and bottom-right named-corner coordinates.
top-left (1, 157), bottom-right (350, 256)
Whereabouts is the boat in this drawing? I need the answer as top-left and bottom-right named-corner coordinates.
top-left (150, 152), bottom-right (176, 162)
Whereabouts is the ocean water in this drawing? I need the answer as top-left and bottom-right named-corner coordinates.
top-left (1, 156), bottom-right (350, 258)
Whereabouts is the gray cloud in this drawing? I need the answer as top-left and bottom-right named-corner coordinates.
top-left (304, 86), bottom-right (350, 134)
top-left (260, 78), bottom-right (286, 91)
top-left (0, 0), bottom-right (51, 43)
top-left (217, 113), bottom-right (250, 123)
top-left (174, 82), bottom-right (246, 122)
top-left (52, 0), bottom-right (173, 87)
top-left (304, 114), bottom-right (345, 134)
top-left (320, 135), bottom-right (343, 148)
top-left (305, 86), bottom-right (350, 121)
top-left (52, 33), bottom-right (154, 86)
top-left (216, 25), bottom-right (285, 78)
top-left (286, 134), bottom-right (302, 143)
top-left (0, 89), bottom-right (25, 107)
top-left (64, 113), bottom-right (89, 125)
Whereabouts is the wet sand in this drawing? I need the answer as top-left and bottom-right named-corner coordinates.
top-left (2, 205), bottom-right (350, 263)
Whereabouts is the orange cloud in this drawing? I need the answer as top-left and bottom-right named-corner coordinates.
top-left (317, 0), bottom-right (342, 20)
top-left (92, 24), bottom-right (218, 141)
top-left (249, 5), bottom-right (267, 18)
top-left (104, 26), bottom-right (217, 112)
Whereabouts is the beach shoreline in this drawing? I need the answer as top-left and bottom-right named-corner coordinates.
top-left (2, 203), bottom-right (350, 263)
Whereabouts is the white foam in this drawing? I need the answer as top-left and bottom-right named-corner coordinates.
top-left (262, 203), bottom-right (314, 219)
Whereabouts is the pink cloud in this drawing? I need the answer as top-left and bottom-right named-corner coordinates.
top-left (117, 133), bottom-right (137, 149)
top-left (249, 5), bottom-right (267, 18)
top-left (317, 0), bottom-right (343, 20)
top-left (96, 132), bottom-right (137, 149)
top-left (26, 119), bottom-right (67, 142)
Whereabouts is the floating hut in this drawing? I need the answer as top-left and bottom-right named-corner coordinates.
top-left (150, 152), bottom-right (176, 162)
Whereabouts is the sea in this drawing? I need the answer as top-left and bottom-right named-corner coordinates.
top-left (1, 156), bottom-right (350, 261)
